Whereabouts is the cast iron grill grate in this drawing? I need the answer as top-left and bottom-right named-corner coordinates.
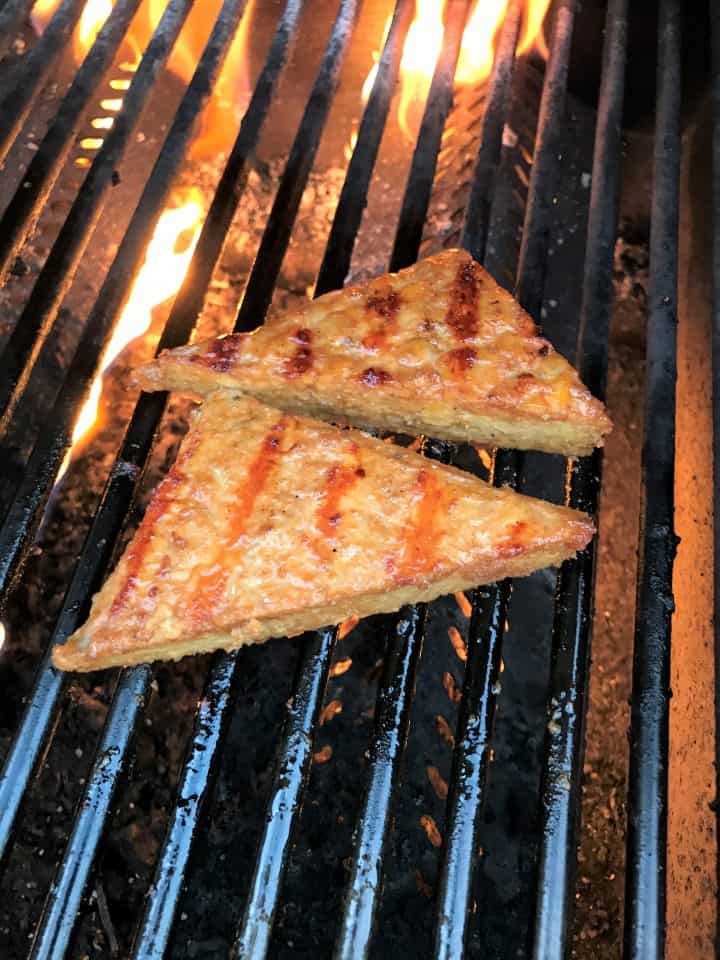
top-left (0, 0), bottom-right (690, 956)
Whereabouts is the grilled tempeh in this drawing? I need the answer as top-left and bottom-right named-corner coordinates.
top-left (54, 392), bottom-right (595, 672)
top-left (136, 249), bottom-right (610, 456)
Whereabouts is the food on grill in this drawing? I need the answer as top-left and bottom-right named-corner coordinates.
top-left (135, 249), bottom-right (610, 456)
top-left (53, 392), bottom-right (594, 672)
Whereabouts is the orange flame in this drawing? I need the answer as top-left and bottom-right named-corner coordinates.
top-left (364, 0), bottom-right (552, 140)
top-left (455, 0), bottom-right (508, 85)
top-left (34, 0), bottom-right (254, 157)
top-left (60, 190), bottom-right (204, 475)
top-left (396, 0), bottom-right (445, 138)
top-left (74, 0), bottom-right (112, 60)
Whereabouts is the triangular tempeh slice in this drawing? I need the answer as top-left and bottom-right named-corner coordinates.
top-left (53, 392), bottom-right (594, 672)
top-left (135, 249), bottom-right (610, 456)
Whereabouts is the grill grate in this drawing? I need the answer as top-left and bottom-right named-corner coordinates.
top-left (0, 0), bottom-right (693, 956)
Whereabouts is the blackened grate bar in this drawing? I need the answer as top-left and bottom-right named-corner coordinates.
top-left (233, 0), bottom-right (362, 332)
top-left (389, 0), bottom-right (473, 271)
top-left (624, 0), bottom-right (681, 954)
top-left (316, 0), bottom-right (413, 294)
top-left (333, 3), bottom-right (475, 951)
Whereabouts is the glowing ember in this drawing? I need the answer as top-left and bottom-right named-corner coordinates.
top-left (313, 744), bottom-right (333, 764)
top-left (454, 591), bottom-right (472, 617)
top-left (60, 190), bottom-right (204, 476)
top-left (420, 813), bottom-right (443, 848)
top-left (427, 765), bottom-right (449, 800)
top-left (330, 656), bottom-right (353, 677)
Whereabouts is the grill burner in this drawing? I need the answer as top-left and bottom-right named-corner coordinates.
top-left (0, 0), bottom-right (713, 957)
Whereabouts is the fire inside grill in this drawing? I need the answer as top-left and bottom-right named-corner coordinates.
top-left (0, 0), bottom-right (716, 957)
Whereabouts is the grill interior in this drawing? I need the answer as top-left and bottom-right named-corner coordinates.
top-left (0, 0), bottom-right (715, 957)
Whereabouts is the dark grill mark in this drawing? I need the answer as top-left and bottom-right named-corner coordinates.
top-left (444, 260), bottom-right (481, 341)
top-left (363, 290), bottom-right (402, 349)
top-left (447, 346), bottom-right (477, 374)
top-left (194, 334), bottom-right (243, 372)
top-left (394, 469), bottom-right (448, 584)
top-left (284, 327), bottom-right (313, 378)
top-left (497, 520), bottom-right (528, 559)
top-left (315, 444), bottom-right (364, 559)
top-left (360, 367), bottom-right (394, 386)
top-left (188, 419), bottom-right (288, 626)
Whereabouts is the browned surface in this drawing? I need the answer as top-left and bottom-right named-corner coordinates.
top-left (135, 250), bottom-right (611, 455)
top-left (55, 392), bottom-right (593, 671)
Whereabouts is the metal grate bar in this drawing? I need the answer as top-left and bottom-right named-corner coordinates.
top-left (332, 605), bottom-right (428, 960)
top-left (4, 4), bottom-right (253, 953)
top-left (232, 628), bottom-right (336, 959)
top-left (0, 0), bottom-right (247, 606)
top-left (711, 0), bottom-right (720, 948)
top-left (315, 0), bottom-right (413, 295)
top-left (0, 0), bottom-right (196, 431)
top-left (516, 0), bottom-right (577, 318)
top-left (233, 0), bottom-right (362, 332)
top-left (428, 11), bottom-right (523, 955)
top-left (29, 666), bottom-right (153, 960)
top-left (432, 4), bottom-right (578, 956)
top-left (0, 0), bottom-right (146, 284)
top-left (432, 575), bottom-right (508, 960)
top-left (155, 0), bottom-right (306, 332)
top-left (0, 0), bottom-right (86, 165)
top-left (624, 0), bottom-right (681, 954)
top-left (132, 650), bottom-right (238, 958)
top-left (389, 0), bottom-right (472, 271)
top-left (232, 7), bottom-right (421, 954)
top-left (531, 0), bottom-right (628, 955)
top-left (461, 0), bottom-right (522, 265)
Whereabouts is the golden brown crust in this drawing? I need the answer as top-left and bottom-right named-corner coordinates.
top-left (135, 249), bottom-right (611, 455)
top-left (53, 393), bottom-right (595, 672)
